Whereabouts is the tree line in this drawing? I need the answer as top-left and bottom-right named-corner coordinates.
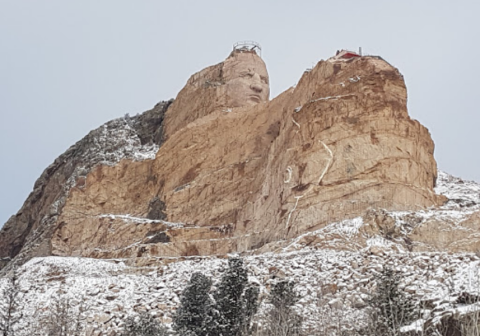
top-left (0, 258), bottom-right (446, 336)
top-left (120, 258), bottom-right (418, 336)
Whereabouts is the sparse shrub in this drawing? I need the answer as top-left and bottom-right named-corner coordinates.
top-left (261, 280), bottom-right (303, 336)
top-left (41, 293), bottom-right (88, 336)
top-left (366, 267), bottom-right (417, 336)
top-left (310, 290), bottom-right (358, 336)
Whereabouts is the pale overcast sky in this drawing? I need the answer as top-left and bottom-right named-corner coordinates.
top-left (1, 0), bottom-right (479, 225)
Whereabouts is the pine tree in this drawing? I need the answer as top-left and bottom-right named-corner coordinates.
top-left (270, 281), bottom-right (298, 309)
top-left (242, 284), bottom-right (260, 334)
top-left (368, 267), bottom-right (417, 336)
top-left (173, 272), bottom-right (215, 336)
top-left (121, 313), bottom-right (168, 336)
top-left (0, 273), bottom-right (21, 336)
top-left (212, 258), bottom-right (259, 336)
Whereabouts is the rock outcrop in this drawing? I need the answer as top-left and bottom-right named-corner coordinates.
top-left (0, 101), bottom-right (172, 271)
top-left (2, 170), bottom-right (480, 336)
top-left (4, 48), bottom-right (480, 336)
top-left (0, 50), bottom-right (444, 270)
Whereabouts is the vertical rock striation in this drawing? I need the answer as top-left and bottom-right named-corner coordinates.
top-left (0, 51), bottom-right (444, 269)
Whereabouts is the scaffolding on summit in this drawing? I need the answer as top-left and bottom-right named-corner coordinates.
top-left (233, 41), bottom-right (262, 57)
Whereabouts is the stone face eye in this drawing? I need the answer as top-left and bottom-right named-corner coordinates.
top-left (261, 76), bottom-right (269, 84)
top-left (242, 72), bottom-right (254, 78)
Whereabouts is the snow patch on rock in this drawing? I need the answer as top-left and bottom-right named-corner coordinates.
top-left (435, 170), bottom-right (480, 209)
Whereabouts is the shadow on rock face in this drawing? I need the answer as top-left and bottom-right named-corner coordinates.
top-left (147, 197), bottom-right (167, 220)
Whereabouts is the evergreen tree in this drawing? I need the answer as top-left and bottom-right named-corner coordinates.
top-left (263, 280), bottom-right (302, 336)
top-left (368, 267), bottom-right (417, 336)
top-left (0, 273), bottom-right (21, 336)
top-left (242, 284), bottom-right (260, 334)
top-left (270, 281), bottom-right (298, 309)
top-left (121, 313), bottom-right (168, 336)
top-left (212, 258), bottom-right (259, 336)
top-left (173, 272), bottom-right (215, 336)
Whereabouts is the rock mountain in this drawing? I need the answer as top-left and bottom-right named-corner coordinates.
top-left (0, 49), bottom-right (445, 270)
top-left (2, 48), bottom-right (480, 335)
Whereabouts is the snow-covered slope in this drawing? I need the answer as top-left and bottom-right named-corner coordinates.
top-left (435, 170), bottom-right (480, 209)
top-left (3, 170), bottom-right (480, 335)
top-left (7, 245), bottom-right (480, 335)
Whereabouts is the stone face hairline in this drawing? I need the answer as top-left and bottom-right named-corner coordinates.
top-left (187, 50), bottom-right (267, 88)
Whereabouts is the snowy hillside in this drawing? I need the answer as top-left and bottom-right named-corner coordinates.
top-left (435, 170), bottom-right (480, 209)
top-left (3, 170), bottom-right (480, 335)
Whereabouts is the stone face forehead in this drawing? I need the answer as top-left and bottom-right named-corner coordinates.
top-left (222, 52), bottom-right (269, 81)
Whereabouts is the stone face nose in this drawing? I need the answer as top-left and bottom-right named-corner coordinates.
top-left (250, 74), bottom-right (263, 93)
top-left (250, 83), bottom-right (263, 93)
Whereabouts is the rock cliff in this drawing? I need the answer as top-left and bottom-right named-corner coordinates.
top-left (0, 50), bottom-right (444, 270)
top-left (0, 101), bottom-right (172, 270)
top-left (3, 170), bottom-right (480, 336)
top-left (3, 49), bottom-right (480, 336)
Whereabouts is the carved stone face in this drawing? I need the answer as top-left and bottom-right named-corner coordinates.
top-left (223, 52), bottom-right (270, 108)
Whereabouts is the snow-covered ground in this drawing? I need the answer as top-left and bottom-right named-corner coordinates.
top-left (3, 170), bottom-right (480, 335)
top-left (6, 246), bottom-right (480, 335)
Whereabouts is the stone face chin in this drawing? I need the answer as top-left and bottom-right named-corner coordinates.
top-left (0, 53), bottom-right (447, 269)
